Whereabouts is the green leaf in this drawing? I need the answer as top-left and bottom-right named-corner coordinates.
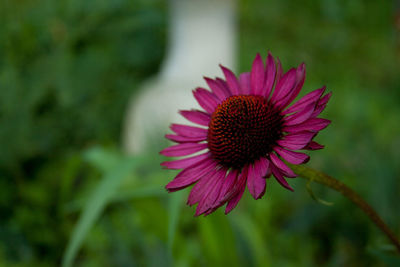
top-left (83, 146), bottom-right (123, 172)
top-left (64, 185), bottom-right (166, 214)
top-left (61, 149), bottom-right (142, 267)
top-left (167, 191), bottom-right (184, 251)
top-left (306, 178), bottom-right (334, 206)
top-left (198, 213), bottom-right (240, 266)
top-left (369, 248), bottom-right (400, 266)
top-left (231, 214), bottom-right (271, 267)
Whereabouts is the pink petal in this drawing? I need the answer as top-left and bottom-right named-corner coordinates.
top-left (263, 52), bottom-right (276, 99)
top-left (231, 166), bottom-right (249, 197)
top-left (283, 86), bottom-right (326, 115)
top-left (166, 159), bottom-right (217, 192)
top-left (250, 53), bottom-right (265, 96)
top-left (224, 166), bottom-right (249, 214)
top-left (270, 164), bottom-right (294, 191)
top-left (224, 185), bottom-right (245, 214)
top-left (165, 134), bottom-right (205, 143)
top-left (275, 58), bottom-right (283, 86)
top-left (247, 161), bottom-right (267, 199)
top-left (318, 92), bottom-right (332, 106)
top-left (303, 141), bottom-right (324, 150)
top-left (283, 118), bottom-right (331, 133)
top-left (179, 110), bottom-right (210, 126)
top-left (239, 72), bottom-right (251, 95)
top-left (195, 170), bottom-right (227, 216)
top-left (161, 152), bottom-right (211, 170)
top-left (311, 105), bottom-right (325, 118)
top-left (258, 157), bottom-right (270, 178)
top-left (160, 143), bottom-right (208, 157)
top-left (220, 65), bottom-right (240, 95)
top-left (215, 78), bottom-right (232, 95)
top-left (277, 131), bottom-right (316, 150)
top-left (170, 124), bottom-right (208, 138)
top-left (197, 175), bottom-right (222, 209)
top-left (204, 77), bottom-right (230, 102)
top-left (270, 153), bottom-right (297, 178)
top-left (311, 92), bottom-right (332, 118)
top-left (275, 63), bottom-right (306, 109)
top-left (193, 88), bottom-right (219, 114)
top-left (265, 167), bottom-right (272, 178)
top-left (219, 169), bottom-right (239, 203)
top-left (177, 157), bottom-right (216, 178)
top-left (283, 102), bottom-right (316, 126)
top-left (274, 146), bottom-right (310, 164)
top-left (270, 68), bottom-right (296, 103)
top-left (202, 169), bottom-right (238, 216)
top-left (187, 168), bottom-right (218, 206)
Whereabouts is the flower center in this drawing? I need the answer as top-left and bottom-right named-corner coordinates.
top-left (207, 95), bottom-right (283, 169)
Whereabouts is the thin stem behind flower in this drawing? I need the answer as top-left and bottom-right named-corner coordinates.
top-left (289, 164), bottom-right (400, 254)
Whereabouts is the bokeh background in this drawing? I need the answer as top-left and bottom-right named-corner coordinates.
top-left (1, 0), bottom-right (400, 266)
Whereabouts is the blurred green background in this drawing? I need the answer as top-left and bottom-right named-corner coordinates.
top-left (1, 0), bottom-right (400, 266)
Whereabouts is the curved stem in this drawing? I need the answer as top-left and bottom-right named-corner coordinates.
top-left (289, 163), bottom-right (400, 253)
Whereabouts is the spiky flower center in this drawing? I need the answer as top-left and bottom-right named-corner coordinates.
top-left (207, 95), bottom-right (283, 169)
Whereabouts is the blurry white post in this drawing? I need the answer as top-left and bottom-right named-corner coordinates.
top-left (123, 0), bottom-right (237, 154)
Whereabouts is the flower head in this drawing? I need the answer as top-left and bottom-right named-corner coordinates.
top-left (161, 53), bottom-right (331, 216)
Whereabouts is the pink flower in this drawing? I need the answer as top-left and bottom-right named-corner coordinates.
top-left (160, 53), bottom-right (331, 216)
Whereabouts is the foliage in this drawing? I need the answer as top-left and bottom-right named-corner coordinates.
top-left (1, 0), bottom-right (400, 266)
top-left (0, 0), bottom-right (165, 265)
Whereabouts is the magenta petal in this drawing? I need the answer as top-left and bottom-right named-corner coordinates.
top-left (270, 68), bottom-right (296, 103)
top-left (258, 157), bottom-right (270, 178)
top-left (283, 86), bottom-right (326, 115)
top-left (253, 160), bottom-right (265, 179)
top-left (250, 53), bottom-right (265, 95)
top-left (275, 58), bottom-right (283, 85)
top-left (224, 165), bottom-right (248, 214)
top-left (318, 92), bottom-right (332, 106)
top-left (204, 77), bottom-right (230, 102)
top-left (224, 185), bottom-right (245, 214)
top-left (263, 52), bottom-right (276, 99)
top-left (277, 131), bottom-right (316, 150)
top-left (304, 141), bottom-right (324, 150)
top-left (161, 152), bottom-right (211, 170)
top-left (284, 102), bottom-right (316, 126)
top-left (247, 162), bottom-right (266, 199)
top-left (270, 153), bottom-right (297, 178)
top-left (160, 143), bottom-right (208, 157)
top-left (311, 92), bottom-right (332, 117)
top-left (231, 166), bottom-right (249, 196)
top-left (219, 169), bottom-right (239, 203)
top-left (265, 159), bottom-right (272, 178)
top-left (276, 140), bottom-right (306, 151)
top-left (195, 170), bottom-right (226, 216)
top-left (274, 146), bottom-right (310, 164)
top-left (283, 131), bottom-right (316, 143)
top-left (170, 124), bottom-right (207, 138)
top-left (165, 134), bottom-right (205, 143)
top-left (276, 63), bottom-right (306, 109)
top-left (220, 65), bottom-right (240, 95)
top-left (215, 78), bottom-right (232, 96)
top-left (270, 164), bottom-right (294, 191)
top-left (193, 88), bottom-right (218, 114)
top-left (166, 159), bottom-right (216, 192)
top-left (179, 110), bottom-right (210, 126)
top-left (283, 118), bottom-right (331, 133)
top-left (311, 105), bottom-right (325, 118)
top-left (187, 169), bottom-right (218, 206)
top-left (239, 72), bottom-right (251, 95)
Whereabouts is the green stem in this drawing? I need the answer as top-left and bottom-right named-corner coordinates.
top-left (290, 164), bottom-right (400, 253)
